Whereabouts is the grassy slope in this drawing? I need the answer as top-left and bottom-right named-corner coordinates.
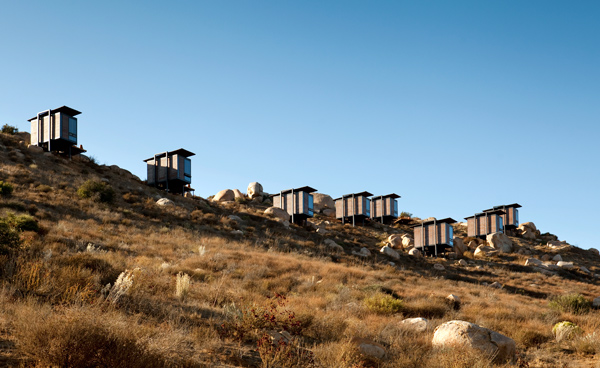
top-left (1, 132), bottom-right (600, 367)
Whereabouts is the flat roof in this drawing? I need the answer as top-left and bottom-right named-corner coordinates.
top-left (465, 209), bottom-right (506, 220)
top-left (143, 148), bottom-right (196, 162)
top-left (484, 203), bottom-right (522, 212)
top-left (333, 191), bottom-right (374, 201)
top-left (372, 193), bottom-right (400, 199)
top-left (411, 217), bottom-right (457, 227)
top-left (271, 186), bottom-right (318, 195)
top-left (28, 106), bottom-right (81, 121)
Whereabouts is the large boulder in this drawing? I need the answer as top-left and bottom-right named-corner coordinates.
top-left (324, 239), bottom-right (343, 252)
top-left (453, 237), bottom-right (467, 256)
top-left (518, 222), bottom-right (538, 239)
top-left (388, 234), bottom-right (403, 249)
top-left (213, 189), bottom-right (235, 202)
top-left (519, 222), bottom-right (537, 232)
top-left (156, 198), bottom-right (174, 207)
top-left (432, 320), bottom-right (516, 363)
top-left (264, 207), bottom-right (290, 221)
top-left (557, 261), bottom-right (574, 270)
top-left (232, 189), bottom-right (245, 199)
top-left (486, 232), bottom-right (513, 253)
top-left (408, 248), bottom-right (422, 257)
top-left (474, 245), bottom-right (497, 258)
top-left (312, 193), bottom-right (335, 212)
top-left (400, 317), bottom-right (430, 332)
top-left (247, 182), bottom-right (264, 199)
top-left (380, 245), bottom-right (400, 260)
top-left (401, 234), bottom-right (414, 249)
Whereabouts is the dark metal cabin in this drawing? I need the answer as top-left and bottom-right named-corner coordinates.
top-left (412, 217), bottom-right (456, 256)
top-left (144, 149), bottom-right (195, 195)
top-left (483, 203), bottom-right (521, 230)
top-left (334, 191), bottom-right (373, 226)
top-left (28, 106), bottom-right (86, 158)
top-left (271, 186), bottom-right (317, 224)
top-left (465, 209), bottom-right (505, 238)
top-left (371, 193), bottom-right (400, 224)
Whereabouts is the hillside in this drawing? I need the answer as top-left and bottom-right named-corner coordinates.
top-left (2, 131), bottom-right (600, 367)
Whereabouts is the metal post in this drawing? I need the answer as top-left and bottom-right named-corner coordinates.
top-left (291, 188), bottom-right (295, 224)
top-left (434, 219), bottom-right (438, 257)
top-left (352, 194), bottom-right (356, 227)
top-left (342, 197), bottom-right (345, 225)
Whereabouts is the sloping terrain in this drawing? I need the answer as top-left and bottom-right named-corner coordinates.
top-left (1, 131), bottom-right (600, 367)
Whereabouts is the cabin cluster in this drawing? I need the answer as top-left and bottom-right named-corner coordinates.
top-left (23, 106), bottom-right (523, 257)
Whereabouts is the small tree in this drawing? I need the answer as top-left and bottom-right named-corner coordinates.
top-left (77, 180), bottom-right (115, 203)
top-left (1, 124), bottom-right (18, 135)
top-left (0, 181), bottom-right (14, 197)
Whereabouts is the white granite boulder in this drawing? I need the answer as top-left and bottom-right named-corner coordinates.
top-left (213, 189), bottom-right (235, 202)
top-left (264, 207), bottom-right (290, 221)
top-left (247, 182), bottom-right (264, 199)
top-left (487, 232), bottom-right (513, 253)
top-left (380, 245), bottom-right (400, 260)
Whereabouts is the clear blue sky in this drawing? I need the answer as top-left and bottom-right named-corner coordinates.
top-left (1, 1), bottom-right (599, 249)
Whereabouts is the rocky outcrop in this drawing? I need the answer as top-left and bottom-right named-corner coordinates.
top-left (380, 246), bottom-right (400, 260)
top-left (557, 261), bottom-right (574, 270)
top-left (264, 207), bottom-right (290, 221)
top-left (322, 209), bottom-right (336, 218)
top-left (312, 193), bottom-right (335, 212)
top-left (232, 189), bottom-right (245, 199)
top-left (486, 232), bottom-right (512, 253)
top-left (518, 222), bottom-right (538, 239)
top-left (156, 198), bottom-right (174, 206)
top-left (453, 237), bottom-right (467, 256)
top-left (213, 189), bottom-right (235, 202)
top-left (401, 234), bottom-right (414, 249)
top-left (432, 320), bottom-right (516, 363)
top-left (474, 245), bottom-right (497, 258)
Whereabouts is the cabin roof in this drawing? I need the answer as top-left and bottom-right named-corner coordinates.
top-left (411, 217), bottom-right (456, 227)
top-left (333, 191), bottom-right (374, 201)
top-left (372, 193), bottom-right (401, 200)
top-left (482, 203), bottom-right (522, 212)
top-left (143, 148), bottom-right (196, 162)
top-left (28, 106), bottom-right (81, 121)
top-left (464, 209), bottom-right (506, 220)
top-left (271, 186), bottom-right (318, 196)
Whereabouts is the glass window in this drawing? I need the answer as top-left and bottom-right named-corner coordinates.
top-left (393, 200), bottom-right (398, 216)
top-left (365, 198), bottom-right (370, 217)
top-left (498, 216), bottom-right (504, 231)
top-left (308, 194), bottom-right (314, 216)
top-left (514, 209), bottom-right (519, 226)
top-left (68, 117), bottom-right (77, 143)
top-left (183, 158), bottom-right (191, 183)
top-left (448, 225), bottom-right (454, 246)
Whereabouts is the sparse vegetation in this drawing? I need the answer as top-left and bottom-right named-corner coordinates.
top-left (0, 180), bottom-right (14, 197)
top-left (1, 124), bottom-right (18, 135)
top-left (364, 292), bottom-right (403, 315)
top-left (549, 293), bottom-right (591, 315)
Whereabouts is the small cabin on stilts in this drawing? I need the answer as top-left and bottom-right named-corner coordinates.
top-left (334, 191), bottom-right (373, 226)
top-left (270, 186), bottom-right (317, 225)
top-left (370, 193), bottom-right (400, 224)
top-left (465, 209), bottom-right (505, 238)
top-left (412, 217), bottom-right (456, 256)
top-left (483, 203), bottom-right (521, 236)
top-left (144, 149), bottom-right (195, 196)
top-left (28, 106), bottom-right (86, 158)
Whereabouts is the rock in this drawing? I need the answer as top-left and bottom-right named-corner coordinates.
top-left (580, 266), bottom-right (591, 274)
top-left (264, 207), bottom-right (290, 221)
top-left (457, 259), bottom-right (468, 267)
top-left (446, 294), bottom-right (461, 304)
top-left (388, 234), bottom-right (403, 249)
top-left (316, 227), bottom-right (329, 235)
top-left (232, 189), bottom-right (245, 199)
top-left (156, 198), bottom-right (174, 206)
top-left (352, 247), bottom-right (371, 257)
top-left (75, 154), bottom-right (91, 162)
top-left (453, 237), bottom-right (467, 256)
top-left (432, 320), bottom-right (516, 363)
top-left (542, 262), bottom-right (560, 270)
top-left (351, 338), bottom-right (386, 360)
top-left (27, 144), bottom-right (44, 153)
top-left (247, 182), bottom-right (264, 199)
top-left (231, 230), bottom-right (243, 235)
top-left (267, 330), bottom-right (293, 345)
top-left (400, 317), bottom-right (430, 332)
top-left (519, 222), bottom-right (537, 233)
top-left (521, 229), bottom-right (537, 239)
top-left (380, 246), bottom-right (400, 260)
top-left (467, 240), bottom-right (479, 250)
top-left (552, 254), bottom-right (563, 262)
top-left (590, 248), bottom-right (600, 255)
top-left (228, 215), bottom-right (243, 222)
top-left (474, 245), bottom-right (497, 258)
top-left (401, 234), bottom-right (414, 249)
top-left (553, 321), bottom-right (582, 342)
top-left (557, 261), bottom-right (574, 270)
top-left (322, 209), bottom-right (336, 217)
top-left (312, 193), bottom-right (335, 212)
top-left (408, 248), bottom-right (422, 257)
top-left (548, 240), bottom-right (571, 250)
top-left (324, 239), bottom-right (343, 251)
top-left (593, 297), bottom-right (600, 308)
top-left (525, 258), bottom-right (543, 267)
top-left (213, 189), bottom-right (235, 202)
top-left (541, 254), bottom-right (551, 261)
top-left (489, 282), bottom-right (502, 289)
top-left (486, 232), bottom-right (513, 253)
top-left (433, 263), bottom-right (445, 271)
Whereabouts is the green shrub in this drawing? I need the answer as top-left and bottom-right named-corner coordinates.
top-left (1, 124), bottom-right (18, 135)
top-left (364, 292), bottom-right (403, 315)
top-left (5, 213), bottom-right (39, 232)
top-left (77, 180), bottom-right (115, 203)
top-left (0, 221), bottom-right (21, 255)
top-left (549, 294), bottom-right (591, 315)
top-left (400, 211), bottom-right (413, 218)
top-left (0, 181), bottom-right (14, 197)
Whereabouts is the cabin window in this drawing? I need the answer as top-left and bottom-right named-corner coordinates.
top-left (448, 225), bottom-right (454, 246)
top-left (308, 194), bottom-right (314, 216)
top-left (514, 209), bottom-right (519, 226)
top-left (183, 158), bottom-right (191, 183)
top-left (498, 216), bottom-right (504, 232)
top-left (365, 198), bottom-right (370, 217)
top-left (68, 117), bottom-right (77, 143)
top-left (393, 200), bottom-right (398, 216)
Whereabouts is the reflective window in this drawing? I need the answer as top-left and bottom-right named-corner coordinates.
top-left (68, 117), bottom-right (77, 143)
top-left (365, 198), bottom-right (371, 217)
top-left (499, 216), bottom-right (504, 231)
top-left (449, 225), bottom-right (454, 246)
top-left (183, 158), bottom-right (191, 183)
top-left (393, 200), bottom-right (398, 216)
top-left (308, 194), bottom-right (314, 216)
top-left (514, 209), bottom-right (519, 226)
